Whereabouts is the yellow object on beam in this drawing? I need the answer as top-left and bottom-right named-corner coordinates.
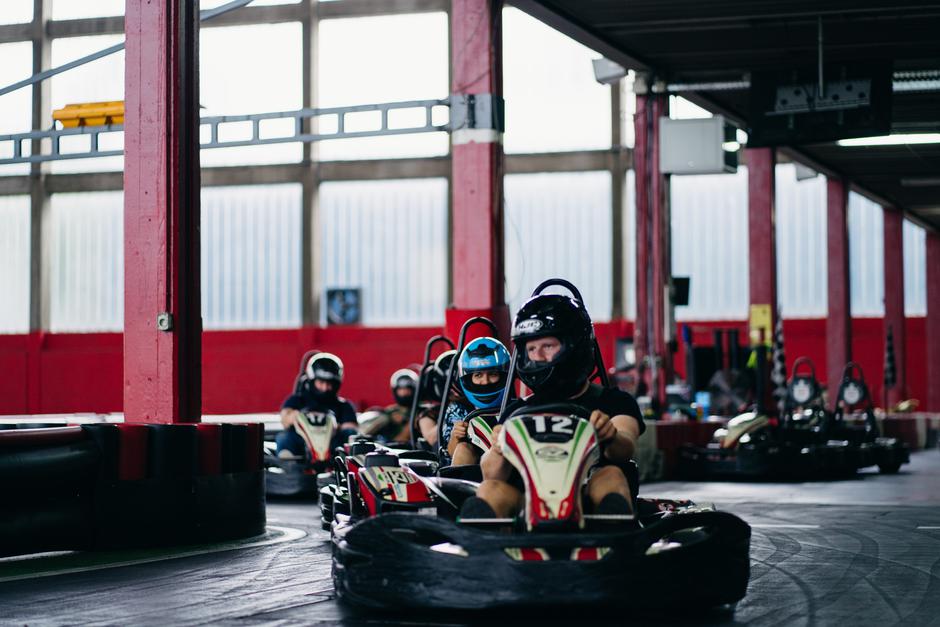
top-left (52, 101), bottom-right (124, 128)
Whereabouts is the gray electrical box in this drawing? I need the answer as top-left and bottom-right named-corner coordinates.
top-left (659, 115), bottom-right (738, 175)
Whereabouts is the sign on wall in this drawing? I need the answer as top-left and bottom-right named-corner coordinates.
top-left (326, 288), bottom-right (362, 326)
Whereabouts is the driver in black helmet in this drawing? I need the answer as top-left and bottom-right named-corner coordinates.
top-left (359, 368), bottom-right (418, 443)
top-left (276, 352), bottom-right (359, 458)
top-left (415, 350), bottom-right (460, 447)
top-left (461, 294), bottom-right (644, 519)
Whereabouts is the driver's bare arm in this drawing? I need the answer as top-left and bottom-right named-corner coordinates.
top-left (601, 414), bottom-right (640, 462)
top-left (418, 415), bottom-right (438, 446)
top-left (280, 408), bottom-right (299, 429)
top-left (447, 421), bottom-right (468, 457)
top-left (480, 425), bottom-right (513, 480)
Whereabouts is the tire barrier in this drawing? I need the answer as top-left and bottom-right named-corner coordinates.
top-left (0, 422), bottom-right (265, 558)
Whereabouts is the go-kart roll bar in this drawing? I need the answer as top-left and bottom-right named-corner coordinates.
top-left (436, 317), bottom-right (501, 464)
top-left (497, 279), bottom-right (611, 419)
top-left (408, 335), bottom-right (456, 449)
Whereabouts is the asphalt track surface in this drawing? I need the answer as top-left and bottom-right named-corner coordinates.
top-left (2, 450), bottom-right (940, 626)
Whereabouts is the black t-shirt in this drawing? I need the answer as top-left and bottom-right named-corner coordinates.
top-left (501, 383), bottom-right (645, 435)
top-left (281, 389), bottom-right (357, 426)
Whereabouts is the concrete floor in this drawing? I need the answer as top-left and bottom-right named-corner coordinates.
top-left (2, 450), bottom-right (939, 626)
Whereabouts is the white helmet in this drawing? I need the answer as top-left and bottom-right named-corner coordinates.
top-left (305, 352), bottom-right (344, 385)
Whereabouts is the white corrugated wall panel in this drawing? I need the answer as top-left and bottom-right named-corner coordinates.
top-left (201, 184), bottom-right (302, 329)
top-left (0, 195), bottom-right (30, 333)
top-left (505, 172), bottom-right (613, 321)
top-left (775, 165), bottom-right (828, 318)
top-left (624, 169), bottom-right (636, 319)
top-left (48, 191), bottom-right (124, 332)
top-left (904, 219), bottom-right (927, 316)
top-left (670, 169), bottom-right (749, 321)
top-left (319, 178), bottom-right (448, 326)
top-left (848, 191), bottom-right (884, 317)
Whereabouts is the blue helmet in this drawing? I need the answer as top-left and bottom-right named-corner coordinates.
top-left (457, 337), bottom-right (510, 409)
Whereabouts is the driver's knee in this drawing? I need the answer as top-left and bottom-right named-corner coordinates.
top-left (275, 429), bottom-right (305, 456)
top-left (587, 465), bottom-right (632, 509)
top-left (477, 479), bottom-right (523, 518)
top-left (451, 442), bottom-right (478, 466)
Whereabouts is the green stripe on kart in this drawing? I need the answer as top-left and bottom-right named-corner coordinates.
top-left (564, 419), bottom-right (589, 480)
top-left (473, 417), bottom-right (493, 437)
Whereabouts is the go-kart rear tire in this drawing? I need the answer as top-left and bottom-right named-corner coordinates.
top-left (878, 461), bottom-right (902, 474)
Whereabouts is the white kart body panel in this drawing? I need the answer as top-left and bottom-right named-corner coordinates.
top-left (295, 410), bottom-right (337, 462)
top-left (499, 414), bottom-right (600, 530)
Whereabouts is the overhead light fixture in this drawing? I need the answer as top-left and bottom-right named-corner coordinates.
top-left (836, 133), bottom-right (940, 146)
top-left (592, 58), bottom-right (628, 85)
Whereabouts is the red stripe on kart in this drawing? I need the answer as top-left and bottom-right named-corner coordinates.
top-left (520, 548), bottom-right (548, 561)
top-left (572, 547), bottom-right (597, 561)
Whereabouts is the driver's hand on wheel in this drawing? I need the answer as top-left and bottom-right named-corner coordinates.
top-left (451, 420), bottom-right (468, 442)
top-left (491, 424), bottom-right (504, 455)
top-left (589, 410), bottom-right (617, 443)
top-left (280, 408), bottom-right (299, 429)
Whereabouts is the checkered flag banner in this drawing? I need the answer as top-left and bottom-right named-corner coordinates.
top-left (771, 311), bottom-right (787, 416)
top-left (884, 325), bottom-right (897, 390)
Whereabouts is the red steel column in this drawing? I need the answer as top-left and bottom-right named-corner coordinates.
top-left (747, 149), bottom-right (778, 319)
top-left (826, 178), bottom-right (851, 392)
top-left (633, 92), bottom-right (668, 405)
top-left (747, 148), bottom-right (777, 412)
top-left (124, 0), bottom-right (201, 423)
top-left (447, 0), bottom-right (509, 341)
top-left (882, 209), bottom-right (906, 405)
top-left (926, 231), bottom-right (940, 411)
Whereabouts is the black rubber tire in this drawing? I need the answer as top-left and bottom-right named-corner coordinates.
top-left (878, 461), bottom-right (902, 474)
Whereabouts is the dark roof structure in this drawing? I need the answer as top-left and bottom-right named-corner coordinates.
top-left (515, 0), bottom-right (940, 229)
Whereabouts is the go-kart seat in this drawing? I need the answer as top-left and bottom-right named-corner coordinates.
top-left (437, 464), bottom-right (483, 482)
top-left (364, 453), bottom-right (400, 467)
top-left (397, 450), bottom-right (438, 462)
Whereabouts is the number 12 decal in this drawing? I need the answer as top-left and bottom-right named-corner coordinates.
top-left (532, 415), bottom-right (574, 435)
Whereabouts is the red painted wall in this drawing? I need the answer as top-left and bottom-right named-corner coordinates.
top-left (0, 317), bottom-right (927, 416)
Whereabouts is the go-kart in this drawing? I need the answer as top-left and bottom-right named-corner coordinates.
top-left (263, 350), bottom-right (341, 497)
top-left (829, 362), bottom-right (909, 474)
top-left (677, 358), bottom-right (909, 479)
top-left (329, 278), bottom-right (751, 610)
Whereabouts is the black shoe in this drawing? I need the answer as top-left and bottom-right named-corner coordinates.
top-left (596, 493), bottom-right (632, 516)
top-left (459, 496), bottom-right (497, 520)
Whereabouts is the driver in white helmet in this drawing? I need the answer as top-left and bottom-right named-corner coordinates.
top-left (276, 352), bottom-right (358, 458)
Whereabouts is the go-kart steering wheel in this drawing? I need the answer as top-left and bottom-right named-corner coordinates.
top-left (507, 402), bottom-right (592, 421)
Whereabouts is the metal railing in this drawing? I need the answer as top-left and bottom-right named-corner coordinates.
top-left (0, 98), bottom-right (450, 165)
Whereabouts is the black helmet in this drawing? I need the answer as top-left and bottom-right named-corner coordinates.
top-left (390, 368), bottom-right (418, 406)
top-left (511, 294), bottom-right (595, 399)
top-left (305, 352), bottom-right (344, 401)
top-left (424, 349), bottom-right (457, 401)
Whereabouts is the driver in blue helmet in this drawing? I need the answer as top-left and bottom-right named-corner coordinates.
top-left (461, 294), bottom-right (644, 520)
top-left (440, 337), bottom-right (511, 467)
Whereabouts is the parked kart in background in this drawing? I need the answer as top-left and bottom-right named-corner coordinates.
top-left (677, 358), bottom-right (909, 479)
top-left (829, 362), bottom-right (909, 474)
top-left (328, 278), bottom-right (752, 610)
top-left (264, 350), bottom-right (338, 497)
